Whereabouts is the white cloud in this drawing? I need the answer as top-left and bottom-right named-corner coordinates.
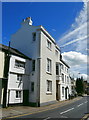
top-left (58, 2), bottom-right (88, 82)
top-left (58, 2), bottom-right (88, 54)
top-left (62, 51), bottom-right (88, 66)
top-left (61, 35), bottom-right (88, 47)
top-left (80, 73), bottom-right (89, 80)
top-left (62, 51), bottom-right (89, 81)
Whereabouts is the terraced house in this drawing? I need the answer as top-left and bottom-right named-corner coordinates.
top-left (0, 44), bottom-right (31, 107)
top-left (10, 17), bottom-right (72, 107)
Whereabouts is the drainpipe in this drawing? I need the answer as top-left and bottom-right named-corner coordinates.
top-left (36, 32), bottom-right (41, 107)
top-left (37, 57), bottom-right (41, 107)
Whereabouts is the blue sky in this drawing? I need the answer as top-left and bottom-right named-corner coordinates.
top-left (2, 2), bottom-right (88, 81)
top-left (2, 2), bottom-right (83, 45)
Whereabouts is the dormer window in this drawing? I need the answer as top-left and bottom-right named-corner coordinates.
top-left (15, 60), bottom-right (25, 68)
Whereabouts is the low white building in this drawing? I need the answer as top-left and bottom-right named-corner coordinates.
top-left (10, 17), bottom-right (72, 106)
top-left (0, 44), bottom-right (31, 107)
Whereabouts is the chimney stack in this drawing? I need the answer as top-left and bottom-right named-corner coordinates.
top-left (22, 17), bottom-right (33, 25)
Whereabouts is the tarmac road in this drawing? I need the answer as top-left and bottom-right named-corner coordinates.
top-left (16, 96), bottom-right (89, 119)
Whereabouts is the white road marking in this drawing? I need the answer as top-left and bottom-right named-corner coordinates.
top-left (60, 108), bottom-right (74, 115)
top-left (77, 103), bottom-right (84, 107)
top-left (60, 115), bottom-right (68, 118)
top-left (84, 101), bottom-right (88, 104)
top-left (43, 117), bottom-right (51, 120)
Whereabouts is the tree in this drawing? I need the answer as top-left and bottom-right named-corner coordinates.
top-left (76, 76), bottom-right (84, 94)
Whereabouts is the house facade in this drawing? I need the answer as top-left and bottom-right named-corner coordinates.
top-left (0, 44), bottom-right (31, 107)
top-left (0, 48), bottom-right (6, 107)
top-left (10, 17), bottom-right (72, 106)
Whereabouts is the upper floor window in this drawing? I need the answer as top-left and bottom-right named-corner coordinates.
top-left (47, 40), bottom-right (51, 50)
top-left (65, 67), bottom-right (66, 72)
top-left (15, 60), bottom-right (25, 68)
top-left (31, 82), bottom-right (34, 92)
top-left (62, 73), bottom-right (64, 83)
top-left (56, 64), bottom-right (59, 75)
top-left (47, 58), bottom-right (52, 73)
top-left (17, 74), bottom-right (22, 81)
top-left (67, 68), bottom-right (68, 73)
top-left (47, 80), bottom-right (52, 92)
top-left (32, 60), bottom-right (35, 71)
top-left (32, 32), bottom-right (36, 41)
top-left (61, 64), bottom-right (64, 70)
top-left (65, 75), bottom-right (66, 83)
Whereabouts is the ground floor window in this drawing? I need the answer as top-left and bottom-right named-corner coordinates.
top-left (16, 91), bottom-right (21, 98)
top-left (62, 87), bottom-right (64, 97)
top-left (47, 80), bottom-right (52, 92)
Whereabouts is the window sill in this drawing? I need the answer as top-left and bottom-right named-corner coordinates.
top-left (46, 72), bottom-right (52, 75)
top-left (15, 98), bottom-right (21, 99)
top-left (46, 92), bottom-right (52, 95)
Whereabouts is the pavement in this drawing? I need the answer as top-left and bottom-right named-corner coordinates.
top-left (0, 96), bottom-right (89, 119)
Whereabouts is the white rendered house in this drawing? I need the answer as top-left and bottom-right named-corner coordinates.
top-left (7, 48), bottom-right (31, 106)
top-left (0, 44), bottom-right (31, 106)
top-left (11, 17), bottom-right (71, 106)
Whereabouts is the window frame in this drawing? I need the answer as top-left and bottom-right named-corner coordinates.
top-left (56, 63), bottom-right (59, 75)
top-left (15, 60), bottom-right (25, 68)
top-left (47, 39), bottom-right (52, 50)
top-left (16, 91), bottom-right (21, 98)
top-left (62, 87), bottom-right (64, 97)
top-left (32, 60), bottom-right (35, 71)
top-left (32, 32), bottom-right (36, 41)
top-left (31, 82), bottom-right (34, 92)
top-left (47, 80), bottom-right (52, 93)
top-left (62, 73), bottom-right (64, 83)
top-left (47, 58), bottom-right (52, 73)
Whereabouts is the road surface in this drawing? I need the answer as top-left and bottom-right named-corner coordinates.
top-left (5, 96), bottom-right (89, 119)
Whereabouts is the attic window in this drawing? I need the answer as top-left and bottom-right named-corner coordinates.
top-left (32, 33), bottom-right (36, 41)
top-left (15, 60), bottom-right (25, 68)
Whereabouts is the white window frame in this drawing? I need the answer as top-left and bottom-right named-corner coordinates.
top-left (61, 64), bottom-right (64, 70)
top-left (47, 58), bottom-right (52, 73)
top-left (16, 91), bottom-right (21, 98)
top-left (62, 73), bottom-right (64, 83)
top-left (15, 60), bottom-right (25, 68)
top-left (47, 80), bottom-right (52, 93)
top-left (47, 40), bottom-right (52, 50)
